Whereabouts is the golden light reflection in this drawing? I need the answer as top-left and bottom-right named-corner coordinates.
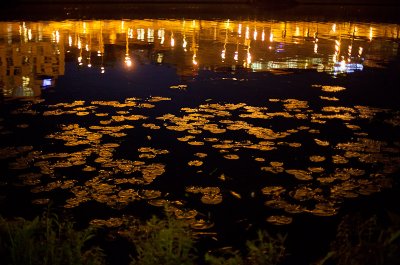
top-left (170, 32), bottom-right (175, 47)
top-left (0, 18), bottom-right (398, 98)
top-left (369, 27), bottom-right (373, 41)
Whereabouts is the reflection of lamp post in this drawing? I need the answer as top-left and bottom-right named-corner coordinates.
top-left (170, 32), bottom-right (175, 47)
top-left (192, 28), bottom-right (198, 66)
top-left (125, 32), bottom-right (132, 68)
top-left (87, 33), bottom-right (92, 68)
top-left (221, 23), bottom-right (228, 62)
top-left (99, 23), bottom-right (105, 74)
top-left (234, 40), bottom-right (239, 61)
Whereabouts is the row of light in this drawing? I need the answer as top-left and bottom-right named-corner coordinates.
top-left (13, 21), bottom-right (374, 74)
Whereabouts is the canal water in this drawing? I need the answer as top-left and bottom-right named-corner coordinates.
top-left (1, 15), bottom-right (400, 264)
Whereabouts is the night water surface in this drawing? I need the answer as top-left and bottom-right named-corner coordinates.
top-left (1, 18), bottom-right (400, 264)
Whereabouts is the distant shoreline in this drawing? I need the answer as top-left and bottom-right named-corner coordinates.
top-left (1, 2), bottom-right (399, 23)
top-left (2, 0), bottom-right (400, 5)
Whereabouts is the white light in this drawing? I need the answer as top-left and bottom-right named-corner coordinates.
top-left (192, 54), bottom-right (198, 65)
top-left (137, 28), bottom-right (145, 41)
top-left (128, 28), bottom-right (134, 38)
top-left (247, 52), bottom-right (251, 65)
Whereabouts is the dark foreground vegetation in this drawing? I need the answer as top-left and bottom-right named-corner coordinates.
top-left (1, 207), bottom-right (399, 265)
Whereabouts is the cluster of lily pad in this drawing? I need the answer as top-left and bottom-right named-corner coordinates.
top-left (1, 83), bottom-right (399, 229)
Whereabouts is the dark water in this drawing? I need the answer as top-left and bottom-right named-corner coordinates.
top-left (1, 18), bottom-right (400, 264)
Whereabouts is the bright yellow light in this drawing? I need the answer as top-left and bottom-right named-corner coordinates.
top-left (55, 30), bottom-right (60, 43)
top-left (22, 76), bottom-right (30, 87)
top-left (78, 39), bottom-right (82, 49)
top-left (170, 34), bottom-right (175, 47)
top-left (245, 26), bottom-right (250, 39)
top-left (137, 28), bottom-right (144, 41)
top-left (157, 53), bottom-right (163, 63)
top-left (332, 23), bottom-right (336, 33)
top-left (335, 40), bottom-right (340, 52)
top-left (85, 44), bottom-right (89, 51)
top-left (314, 43), bottom-right (318, 54)
top-left (262, 30), bottom-right (265, 41)
top-left (125, 55), bottom-right (132, 67)
top-left (158, 29), bottom-right (165, 44)
top-left (68, 35), bottom-right (72, 46)
top-left (101, 66), bottom-right (105, 74)
top-left (225, 19), bottom-right (230, 30)
top-left (128, 28), bottom-right (133, 38)
top-left (238, 24), bottom-right (242, 35)
top-left (247, 52), bottom-right (251, 65)
top-left (183, 38), bottom-right (187, 48)
top-left (253, 29), bottom-right (257, 40)
top-left (221, 49), bottom-right (226, 60)
top-left (192, 54), bottom-right (198, 65)
top-left (147, 28), bottom-right (154, 42)
top-left (234, 51), bottom-right (238, 61)
top-left (369, 27), bottom-right (373, 41)
top-left (358, 47), bottom-right (363, 56)
top-left (269, 32), bottom-right (273, 42)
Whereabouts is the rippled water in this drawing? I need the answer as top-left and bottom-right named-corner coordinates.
top-left (1, 17), bottom-right (400, 264)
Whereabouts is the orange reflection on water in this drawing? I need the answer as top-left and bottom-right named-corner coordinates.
top-left (0, 19), bottom-right (399, 98)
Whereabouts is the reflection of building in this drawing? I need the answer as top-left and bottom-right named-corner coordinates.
top-left (0, 20), bottom-right (399, 97)
top-left (0, 23), bottom-right (64, 99)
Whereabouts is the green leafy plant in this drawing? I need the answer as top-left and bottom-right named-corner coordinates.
top-left (0, 211), bottom-right (104, 265)
top-left (128, 213), bottom-right (197, 265)
top-left (246, 230), bottom-right (286, 265)
top-left (316, 212), bottom-right (400, 265)
top-left (205, 231), bottom-right (286, 265)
